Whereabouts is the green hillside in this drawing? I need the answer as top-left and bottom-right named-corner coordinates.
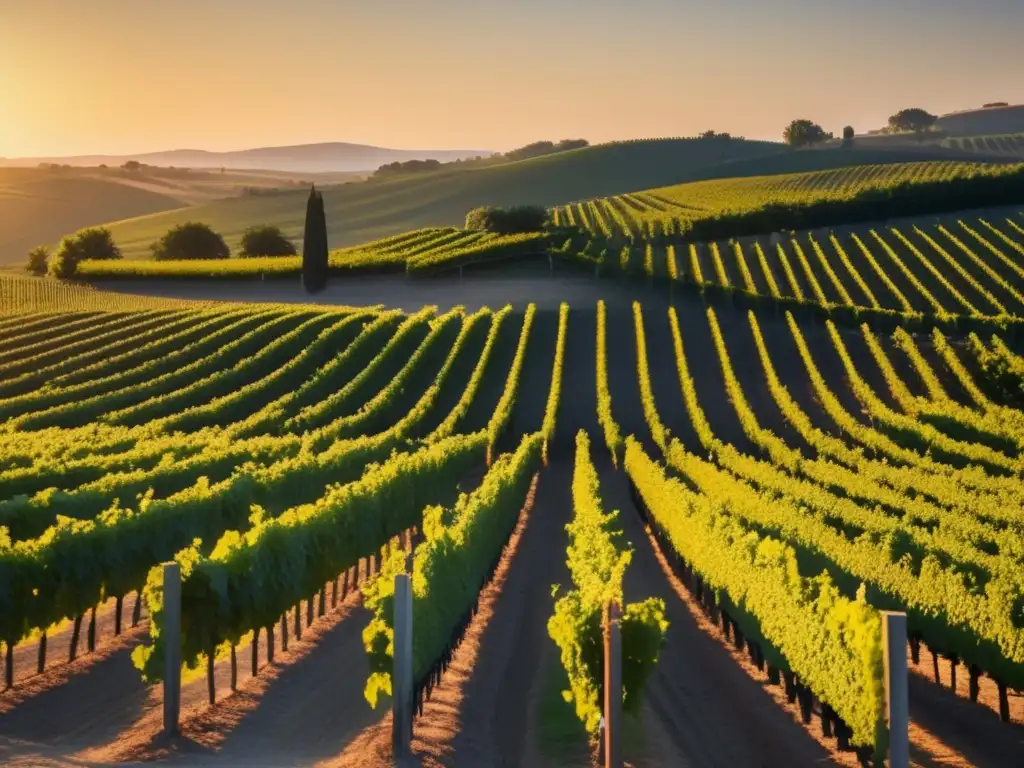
top-left (554, 159), bottom-right (1018, 237)
top-left (0, 169), bottom-right (185, 266)
top-left (675, 145), bottom-right (1016, 182)
top-left (99, 138), bottom-right (784, 259)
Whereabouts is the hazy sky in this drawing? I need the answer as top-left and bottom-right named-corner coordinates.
top-left (1, 0), bottom-right (1022, 157)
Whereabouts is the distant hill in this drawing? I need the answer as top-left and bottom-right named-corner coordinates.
top-left (0, 142), bottom-right (496, 174)
top-left (0, 165), bottom-right (370, 266)
top-left (0, 169), bottom-right (185, 266)
top-left (101, 137), bottom-right (786, 259)
top-left (935, 104), bottom-right (1024, 137)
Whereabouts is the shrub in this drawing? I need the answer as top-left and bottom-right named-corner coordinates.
top-left (888, 108), bottom-right (937, 133)
top-left (26, 246), bottom-right (50, 276)
top-left (49, 227), bottom-right (120, 278)
top-left (240, 225), bottom-right (297, 257)
top-left (465, 205), bottom-right (549, 234)
top-left (150, 222), bottom-right (230, 261)
top-left (783, 119), bottom-right (833, 148)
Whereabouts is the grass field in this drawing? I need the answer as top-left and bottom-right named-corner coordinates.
top-left (0, 170), bottom-right (185, 268)
top-left (0, 269), bottom-right (1022, 767)
top-left (7, 138), bottom-right (1011, 272)
top-left (93, 138), bottom-right (789, 259)
top-left (0, 166), bottom-right (364, 268)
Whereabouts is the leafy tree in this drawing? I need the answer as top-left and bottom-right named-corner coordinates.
top-left (122, 160), bottom-right (142, 171)
top-left (240, 225), bottom-right (297, 257)
top-left (502, 139), bottom-right (589, 163)
top-left (374, 159), bottom-right (442, 177)
top-left (26, 246), bottom-right (50, 276)
top-left (465, 205), bottom-right (548, 234)
top-left (783, 120), bottom-right (833, 148)
top-left (48, 227), bottom-right (121, 278)
top-left (842, 126), bottom-right (855, 148)
top-left (888, 108), bottom-right (937, 133)
top-left (150, 222), bottom-right (230, 261)
top-left (302, 186), bottom-right (329, 293)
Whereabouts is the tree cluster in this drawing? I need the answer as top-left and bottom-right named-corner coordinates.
top-left (465, 205), bottom-right (549, 234)
top-left (240, 225), bottom-right (297, 257)
top-left (26, 246), bottom-right (50, 276)
top-left (783, 120), bottom-right (834, 148)
top-left (151, 223), bottom-right (230, 261)
top-left (697, 130), bottom-right (736, 141)
top-left (49, 228), bottom-right (121, 278)
top-left (374, 159), bottom-right (443, 177)
top-left (887, 108), bottom-right (938, 133)
top-left (502, 139), bottom-right (589, 163)
top-left (302, 186), bottom-right (329, 293)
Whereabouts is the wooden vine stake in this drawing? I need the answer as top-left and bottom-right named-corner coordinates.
top-left (392, 573), bottom-right (413, 759)
top-left (604, 600), bottom-right (623, 768)
top-left (883, 612), bottom-right (909, 768)
top-left (162, 562), bottom-right (182, 736)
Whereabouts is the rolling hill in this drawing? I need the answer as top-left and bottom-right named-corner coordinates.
top-left (98, 138), bottom-right (785, 258)
top-left (936, 104), bottom-right (1024, 137)
top-left (0, 169), bottom-right (186, 267)
top-left (1, 142), bottom-right (495, 174)
top-left (0, 166), bottom-right (371, 267)
top-left (99, 139), bottom-right (1020, 261)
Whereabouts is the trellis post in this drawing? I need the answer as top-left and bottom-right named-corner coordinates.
top-left (392, 573), bottom-right (413, 757)
top-left (604, 600), bottom-right (622, 768)
top-left (883, 611), bottom-right (909, 768)
top-left (162, 562), bottom-right (181, 735)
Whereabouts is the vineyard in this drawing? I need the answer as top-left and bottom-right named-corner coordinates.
top-left (0, 268), bottom-right (1022, 768)
top-left (552, 160), bottom-right (1022, 237)
top-left (75, 228), bottom-right (548, 280)
top-left (554, 198), bottom-right (1024, 328)
top-left (944, 134), bottom-right (1024, 158)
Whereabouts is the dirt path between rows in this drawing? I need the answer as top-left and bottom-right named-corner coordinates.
top-left (0, 558), bottom-right (384, 767)
top-left (599, 456), bottom-right (837, 767)
top-left (330, 471), bottom-right (564, 768)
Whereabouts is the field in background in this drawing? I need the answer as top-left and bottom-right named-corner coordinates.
top-left (0, 166), bottom-right (365, 267)
top-left (555, 160), bottom-right (1013, 235)
top-left (4, 137), bottom-right (1014, 271)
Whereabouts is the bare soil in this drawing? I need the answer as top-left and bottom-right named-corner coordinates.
top-left (599, 456), bottom-right (838, 768)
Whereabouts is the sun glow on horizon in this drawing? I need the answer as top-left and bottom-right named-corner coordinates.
top-left (1, 1), bottom-right (1022, 158)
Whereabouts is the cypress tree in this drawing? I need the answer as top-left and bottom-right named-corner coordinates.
top-left (302, 186), bottom-right (329, 293)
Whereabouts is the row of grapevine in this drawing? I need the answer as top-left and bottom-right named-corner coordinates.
top-left (363, 432), bottom-right (543, 708)
top-left (133, 432), bottom-right (490, 682)
top-left (563, 201), bottom-right (1024, 327)
top-left (541, 303), bottom-right (569, 461)
top-left (677, 314), bottom-right (1024, 680)
top-left (624, 437), bottom-right (886, 758)
top-left (486, 304), bottom-right (537, 454)
top-left (548, 430), bottom-right (667, 732)
top-left (595, 301), bottom-right (622, 462)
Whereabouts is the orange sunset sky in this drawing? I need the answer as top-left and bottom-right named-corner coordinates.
top-left (1, 0), bottom-right (1022, 157)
